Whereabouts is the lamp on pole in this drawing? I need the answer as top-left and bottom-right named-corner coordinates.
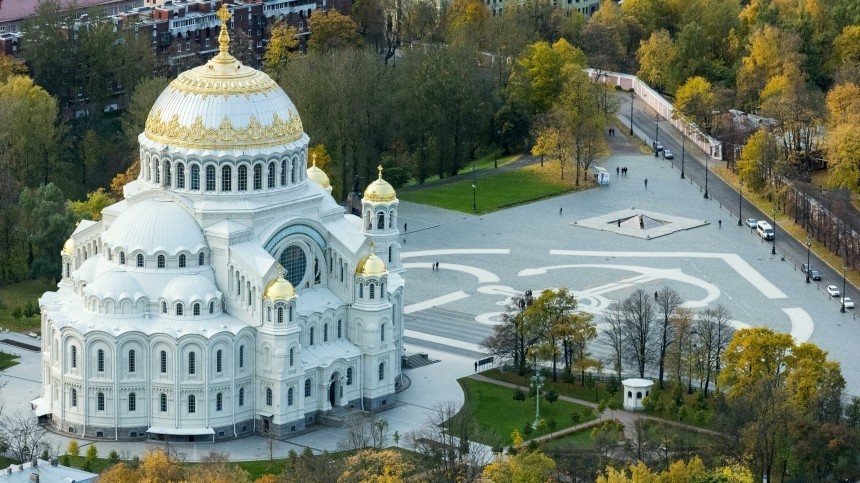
top-left (737, 180), bottom-right (744, 225)
top-left (703, 157), bottom-right (709, 199)
top-left (531, 368), bottom-right (545, 429)
top-left (841, 265), bottom-right (847, 313)
top-left (629, 91), bottom-right (635, 135)
top-left (495, 130), bottom-right (501, 168)
top-left (805, 237), bottom-right (811, 283)
top-left (472, 164), bottom-right (477, 212)
top-left (680, 136), bottom-right (685, 179)
top-left (771, 208), bottom-right (777, 255)
top-left (654, 114), bottom-right (660, 157)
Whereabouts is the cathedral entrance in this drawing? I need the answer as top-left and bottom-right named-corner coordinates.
top-left (329, 372), bottom-right (341, 407)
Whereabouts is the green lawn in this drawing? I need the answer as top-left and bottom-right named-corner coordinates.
top-left (541, 428), bottom-right (601, 451)
top-left (399, 162), bottom-right (589, 214)
top-left (456, 378), bottom-right (596, 446)
top-left (480, 369), bottom-right (623, 406)
top-left (0, 351), bottom-right (20, 370)
top-left (0, 279), bottom-right (55, 333)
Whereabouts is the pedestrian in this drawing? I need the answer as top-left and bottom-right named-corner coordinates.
top-left (644, 178), bottom-right (648, 188)
top-left (559, 207), bottom-right (563, 216)
top-left (655, 291), bottom-right (658, 300)
top-left (617, 219), bottom-right (621, 227)
top-left (474, 361), bottom-right (478, 372)
top-left (404, 223), bottom-right (408, 232)
top-left (616, 166), bottom-right (620, 176)
top-left (435, 261), bottom-right (439, 271)
top-left (718, 219), bottom-right (722, 228)
top-left (609, 128), bottom-right (612, 136)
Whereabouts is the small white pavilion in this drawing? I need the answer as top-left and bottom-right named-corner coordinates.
top-left (622, 378), bottom-right (654, 411)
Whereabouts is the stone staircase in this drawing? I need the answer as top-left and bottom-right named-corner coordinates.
top-left (403, 353), bottom-right (438, 369)
top-left (318, 405), bottom-right (366, 427)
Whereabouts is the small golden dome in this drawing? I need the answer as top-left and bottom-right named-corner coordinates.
top-left (356, 243), bottom-right (388, 277)
top-left (62, 237), bottom-right (75, 255)
top-left (363, 165), bottom-right (397, 203)
top-left (264, 265), bottom-right (296, 300)
top-left (307, 153), bottom-right (330, 188)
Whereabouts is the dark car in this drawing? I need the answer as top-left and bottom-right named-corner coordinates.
top-left (810, 270), bottom-right (821, 281)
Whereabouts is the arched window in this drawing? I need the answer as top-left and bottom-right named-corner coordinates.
top-left (288, 387), bottom-right (294, 405)
top-left (129, 392), bottom-right (137, 412)
top-left (636, 392), bottom-right (642, 399)
top-left (267, 306), bottom-right (272, 322)
top-left (291, 160), bottom-right (297, 183)
top-left (280, 160), bottom-right (287, 185)
top-left (198, 252), bottom-right (205, 266)
top-left (359, 283), bottom-right (364, 298)
top-left (289, 305), bottom-right (293, 321)
top-left (71, 345), bottom-right (77, 368)
top-left (216, 392), bottom-right (223, 411)
top-left (381, 323), bottom-right (385, 342)
top-left (239, 387), bottom-right (244, 406)
top-left (254, 164), bottom-right (262, 190)
top-left (160, 350), bottom-right (167, 373)
top-left (157, 255), bottom-right (165, 268)
top-left (238, 165), bottom-right (248, 191)
top-left (304, 379), bottom-right (311, 397)
top-left (164, 162), bottom-right (171, 186)
top-left (346, 367), bottom-right (353, 385)
top-left (97, 392), bottom-right (105, 411)
top-left (128, 350), bottom-right (136, 373)
top-left (177, 162), bottom-right (186, 188)
top-left (188, 351), bottom-right (196, 374)
top-left (267, 162), bottom-right (275, 188)
top-left (71, 388), bottom-right (77, 406)
top-left (137, 254), bottom-right (144, 267)
top-left (179, 254), bottom-right (186, 268)
top-left (206, 165), bottom-right (216, 191)
top-left (370, 283), bottom-right (375, 299)
top-left (155, 162), bottom-right (160, 183)
top-left (191, 164), bottom-right (200, 190)
top-left (160, 393), bottom-right (167, 412)
top-left (239, 345), bottom-right (244, 368)
top-left (119, 252), bottom-right (125, 265)
top-left (323, 323), bottom-right (328, 342)
top-left (378, 362), bottom-right (385, 381)
top-left (338, 320), bottom-right (344, 338)
top-left (188, 395), bottom-right (196, 413)
top-left (161, 301), bottom-right (167, 313)
top-left (289, 347), bottom-right (294, 366)
top-left (193, 303), bottom-right (201, 316)
top-left (176, 303), bottom-right (183, 316)
top-left (628, 391), bottom-right (632, 398)
top-left (222, 165), bottom-right (232, 192)
top-left (266, 387), bottom-right (273, 406)
top-left (381, 282), bottom-right (385, 294)
top-left (277, 306), bottom-right (283, 324)
top-left (309, 327), bottom-right (314, 345)
top-left (377, 212), bottom-right (385, 229)
top-left (97, 349), bottom-right (105, 372)
top-left (216, 350), bottom-right (222, 373)
top-left (209, 301), bottom-right (214, 314)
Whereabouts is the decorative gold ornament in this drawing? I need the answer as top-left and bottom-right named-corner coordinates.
top-left (363, 165), bottom-right (398, 203)
top-left (145, 111), bottom-right (303, 149)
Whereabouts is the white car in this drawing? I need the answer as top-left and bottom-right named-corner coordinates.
top-left (842, 297), bottom-right (854, 309)
top-left (745, 218), bottom-right (758, 228)
top-left (827, 285), bottom-right (841, 297)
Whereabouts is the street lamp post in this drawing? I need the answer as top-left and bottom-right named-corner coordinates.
top-left (629, 92), bottom-right (635, 135)
top-left (654, 115), bottom-right (660, 157)
top-left (703, 157), bottom-right (709, 199)
top-left (806, 238), bottom-right (812, 283)
top-left (531, 370), bottom-right (545, 429)
top-left (738, 180), bottom-right (743, 226)
top-left (841, 266), bottom-right (847, 313)
top-left (495, 130), bottom-right (501, 168)
top-left (771, 208), bottom-right (777, 255)
top-left (472, 164), bottom-right (477, 212)
top-left (681, 136), bottom-right (685, 179)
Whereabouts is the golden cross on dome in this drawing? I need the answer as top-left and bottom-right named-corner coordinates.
top-left (216, 4), bottom-right (232, 56)
top-left (312, 152), bottom-right (318, 167)
top-left (276, 263), bottom-right (286, 279)
top-left (369, 241), bottom-right (376, 253)
top-left (377, 165), bottom-right (384, 180)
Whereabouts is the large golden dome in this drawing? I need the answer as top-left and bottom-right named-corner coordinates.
top-left (143, 5), bottom-right (303, 150)
top-left (264, 266), bottom-right (297, 300)
top-left (62, 237), bottom-right (75, 255)
top-left (356, 244), bottom-right (388, 277)
top-left (307, 154), bottom-right (331, 189)
top-left (364, 165), bottom-right (397, 203)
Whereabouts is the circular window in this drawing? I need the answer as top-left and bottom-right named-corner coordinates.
top-left (279, 245), bottom-right (307, 287)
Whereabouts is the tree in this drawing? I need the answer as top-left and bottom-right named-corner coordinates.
top-left (337, 449), bottom-right (413, 483)
top-left (186, 451), bottom-right (252, 483)
top-left (738, 128), bottom-right (782, 192)
top-left (0, 54), bottom-right (28, 84)
top-left (674, 76), bottom-right (717, 135)
top-left (620, 290), bottom-right (656, 378)
top-left (601, 301), bottom-right (626, 382)
top-left (480, 449), bottom-right (559, 483)
top-left (121, 77), bottom-right (170, 150)
top-left (531, 119), bottom-right (571, 180)
top-left (67, 439), bottom-right (80, 457)
top-left (736, 25), bottom-right (805, 108)
top-left (110, 160), bottom-right (141, 200)
top-left (636, 30), bottom-right (676, 93)
top-left (653, 287), bottom-right (681, 389)
top-left (444, 0), bottom-right (490, 47)
top-left (0, 412), bottom-right (49, 462)
top-left (508, 39), bottom-right (586, 115)
top-left (137, 448), bottom-right (185, 481)
top-left (338, 413), bottom-right (390, 451)
top-left (556, 65), bottom-right (607, 186)
top-left (526, 288), bottom-right (588, 381)
top-left (281, 448), bottom-right (343, 483)
top-left (309, 10), bottom-right (364, 53)
top-left (399, 0), bottom-right (442, 44)
top-left (758, 63), bottom-right (825, 164)
top-left (18, 183), bottom-right (75, 279)
top-left (484, 9), bottom-right (535, 91)
top-left (263, 19), bottom-right (300, 73)
top-left (824, 82), bottom-right (860, 192)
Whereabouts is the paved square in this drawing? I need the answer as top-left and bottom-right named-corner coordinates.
top-left (575, 208), bottom-right (708, 239)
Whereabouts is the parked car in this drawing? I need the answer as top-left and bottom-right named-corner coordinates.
top-left (756, 221), bottom-right (774, 240)
top-left (801, 263), bottom-right (812, 273)
top-left (662, 150), bottom-right (674, 159)
top-left (827, 285), bottom-right (841, 297)
top-left (653, 142), bottom-right (664, 152)
top-left (745, 218), bottom-right (758, 228)
top-left (842, 297), bottom-right (855, 309)
top-left (810, 270), bottom-right (821, 281)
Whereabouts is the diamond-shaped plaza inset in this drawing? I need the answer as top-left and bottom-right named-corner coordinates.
top-left (573, 208), bottom-right (708, 239)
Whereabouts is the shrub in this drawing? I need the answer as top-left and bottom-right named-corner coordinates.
top-left (522, 423), bottom-right (533, 435)
top-left (606, 375), bottom-right (619, 395)
top-left (678, 405), bottom-right (690, 422)
top-left (11, 306), bottom-right (22, 319)
top-left (527, 440), bottom-right (540, 452)
top-left (85, 444), bottom-right (98, 463)
top-left (694, 390), bottom-right (708, 411)
top-left (513, 389), bottom-right (526, 401)
top-left (67, 440), bottom-right (79, 457)
top-left (547, 418), bottom-right (557, 431)
top-left (585, 373), bottom-right (595, 388)
top-left (570, 412), bottom-right (581, 424)
top-left (108, 449), bottom-right (120, 464)
top-left (536, 419), bottom-right (547, 431)
top-left (545, 390), bottom-right (559, 404)
top-left (60, 455), bottom-right (69, 466)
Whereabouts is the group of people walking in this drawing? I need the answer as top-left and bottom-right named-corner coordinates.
top-left (616, 166), bottom-right (629, 176)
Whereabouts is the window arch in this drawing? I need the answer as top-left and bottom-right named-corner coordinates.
top-left (216, 392), bottom-right (223, 411)
top-left (176, 303), bottom-right (183, 316)
top-left (288, 387), bottom-right (294, 405)
top-left (238, 165), bottom-right (248, 191)
top-left (160, 393), bottom-right (167, 412)
top-left (206, 165), bottom-right (216, 191)
top-left (378, 362), bottom-right (385, 381)
top-left (291, 160), bottom-right (297, 183)
top-left (179, 254), bottom-right (186, 268)
top-left (128, 350), bottom-right (136, 373)
top-left (377, 212), bottom-right (385, 229)
top-left (267, 162), bottom-right (276, 188)
top-left (222, 165), bottom-right (232, 192)
top-left (129, 392), bottom-right (136, 412)
top-left (97, 349), bottom-right (105, 372)
top-left (304, 379), bottom-right (311, 397)
top-left (359, 283), bottom-right (364, 298)
top-left (346, 367), bottom-right (353, 385)
top-left (381, 323), bottom-right (385, 342)
top-left (277, 306), bottom-right (284, 323)
top-left (254, 164), bottom-right (263, 190)
top-left (324, 323), bottom-right (328, 342)
top-left (216, 350), bottom-right (222, 373)
top-left (177, 162), bottom-right (186, 188)
top-left (239, 345), bottom-right (244, 368)
top-left (338, 320), bottom-right (343, 338)
top-left (191, 164), bottom-right (200, 190)
top-left (161, 301), bottom-right (167, 313)
top-left (157, 255), bottom-right (165, 268)
top-left (98, 392), bottom-right (105, 411)
top-left (137, 254), bottom-right (144, 267)
top-left (188, 351), bottom-right (196, 374)
top-left (198, 252), bottom-right (205, 266)
top-left (188, 395), bottom-right (196, 413)
top-left (289, 347), bottom-right (294, 366)
top-left (160, 350), bottom-right (167, 373)
top-left (239, 387), bottom-right (244, 406)
top-left (280, 159), bottom-right (287, 185)
top-left (266, 387), bottom-right (273, 406)
top-left (309, 327), bottom-right (314, 345)
top-left (119, 252), bottom-right (125, 265)
top-left (71, 388), bottom-right (77, 406)
top-left (164, 162), bottom-right (171, 186)
top-left (370, 283), bottom-right (375, 299)
top-left (193, 303), bottom-right (201, 316)
top-left (71, 345), bottom-right (77, 368)
top-left (209, 301), bottom-right (214, 314)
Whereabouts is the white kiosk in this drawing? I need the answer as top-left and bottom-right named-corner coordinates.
top-left (622, 378), bottom-right (654, 411)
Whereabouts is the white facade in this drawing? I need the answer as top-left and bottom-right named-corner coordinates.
top-left (622, 378), bottom-right (654, 411)
top-left (35, 8), bottom-right (405, 442)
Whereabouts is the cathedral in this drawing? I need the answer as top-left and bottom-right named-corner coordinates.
top-left (32, 6), bottom-right (405, 442)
